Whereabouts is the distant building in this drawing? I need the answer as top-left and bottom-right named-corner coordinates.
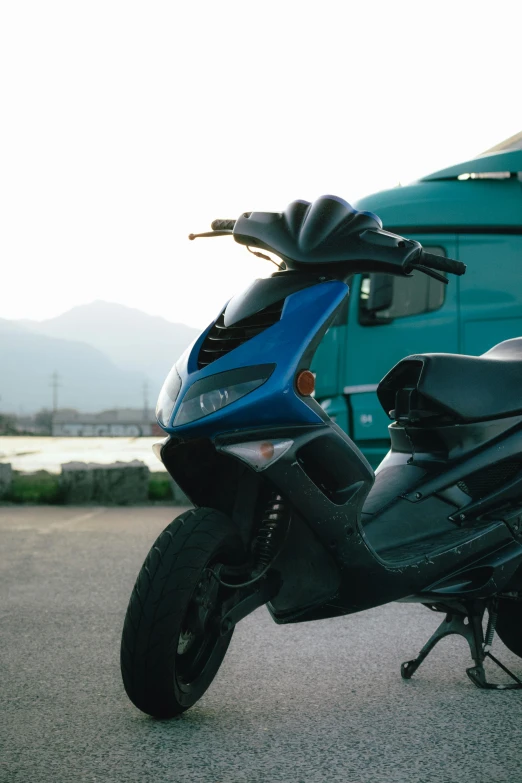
top-left (52, 408), bottom-right (163, 437)
top-left (14, 415), bottom-right (47, 434)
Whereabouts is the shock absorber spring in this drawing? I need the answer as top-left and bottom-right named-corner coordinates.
top-left (253, 494), bottom-right (288, 573)
top-left (484, 601), bottom-right (498, 649)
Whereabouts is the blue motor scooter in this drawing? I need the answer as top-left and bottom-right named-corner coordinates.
top-left (121, 196), bottom-right (522, 717)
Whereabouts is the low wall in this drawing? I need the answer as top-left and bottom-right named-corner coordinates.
top-left (0, 463), bottom-right (12, 499)
top-left (60, 460), bottom-right (151, 504)
top-left (0, 461), bottom-right (189, 505)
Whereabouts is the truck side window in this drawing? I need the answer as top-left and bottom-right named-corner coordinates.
top-left (359, 246), bottom-right (447, 324)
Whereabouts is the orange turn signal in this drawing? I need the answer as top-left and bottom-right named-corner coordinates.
top-left (296, 370), bottom-right (315, 396)
top-left (259, 442), bottom-right (275, 460)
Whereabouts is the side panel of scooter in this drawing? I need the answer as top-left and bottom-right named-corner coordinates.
top-left (326, 414), bottom-right (522, 617)
top-left (365, 415), bottom-right (522, 547)
top-left (258, 415), bottom-right (522, 622)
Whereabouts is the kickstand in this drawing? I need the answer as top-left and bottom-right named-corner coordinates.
top-left (401, 602), bottom-right (522, 690)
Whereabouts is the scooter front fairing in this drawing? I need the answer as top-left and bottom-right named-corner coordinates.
top-left (153, 274), bottom-right (380, 620)
top-left (160, 278), bottom-right (349, 437)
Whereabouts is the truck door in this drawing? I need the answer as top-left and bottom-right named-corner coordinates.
top-left (457, 235), bottom-right (522, 355)
top-left (342, 235), bottom-right (458, 466)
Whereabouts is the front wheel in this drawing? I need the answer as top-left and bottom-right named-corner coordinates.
top-left (120, 508), bottom-right (244, 718)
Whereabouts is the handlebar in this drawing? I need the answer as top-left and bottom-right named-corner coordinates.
top-left (202, 205), bottom-right (468, 280)
top-left (417, 251), bottom-right (467, 276)
top-left (210, 219), bottom-right (236, 231)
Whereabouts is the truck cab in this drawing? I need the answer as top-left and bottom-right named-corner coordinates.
top-left (312, 148), bottom-right (522, 467)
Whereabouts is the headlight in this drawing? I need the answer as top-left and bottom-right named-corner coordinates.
top-left (156, 366), bottom-right (182, 427)
top-left (174, 364), bottom-right (275, 427)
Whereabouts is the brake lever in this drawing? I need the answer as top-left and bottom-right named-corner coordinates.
top-left (407, 263), bottom-right (449, 284)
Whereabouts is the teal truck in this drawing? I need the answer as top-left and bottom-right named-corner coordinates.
top-left (312, 148), bottom-right (522, 467)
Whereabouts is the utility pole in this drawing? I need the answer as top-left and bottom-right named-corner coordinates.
top-left (50, 371), bottom-right (61, 414)
top-left (142, 380), bottom-right (149, 422)
top-left (50, 371), bottom-right (61, 434)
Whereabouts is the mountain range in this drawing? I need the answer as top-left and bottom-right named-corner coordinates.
top-left (0, 302), bottom-right (200, 414)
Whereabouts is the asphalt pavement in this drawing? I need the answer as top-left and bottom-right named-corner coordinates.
top-left (2, 505), bottom-right (522, 783)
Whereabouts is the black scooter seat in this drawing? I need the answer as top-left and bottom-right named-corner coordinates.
top-left (378, 338), bottom-right (522, 423)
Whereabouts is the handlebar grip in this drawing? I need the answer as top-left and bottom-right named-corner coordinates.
top-left (211, 219), bottom-right (236, 231)
top-left (419, 251), bottom-right (467, 276)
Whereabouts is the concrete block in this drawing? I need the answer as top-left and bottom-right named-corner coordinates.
top-left (0, 462), bottom-right (12, 499)
top-left (60, 462), bottom-right (95, 503)
top-left (93, 461), bottom-right (150, 505)
top-left (60, 460), bottom-right (150, 505)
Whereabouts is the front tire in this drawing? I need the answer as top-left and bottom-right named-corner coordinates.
top-left (120, 507), bottom-right (244, 718)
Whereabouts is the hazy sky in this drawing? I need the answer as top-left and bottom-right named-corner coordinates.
top-left (1, 1), bottom-right (520, 329)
